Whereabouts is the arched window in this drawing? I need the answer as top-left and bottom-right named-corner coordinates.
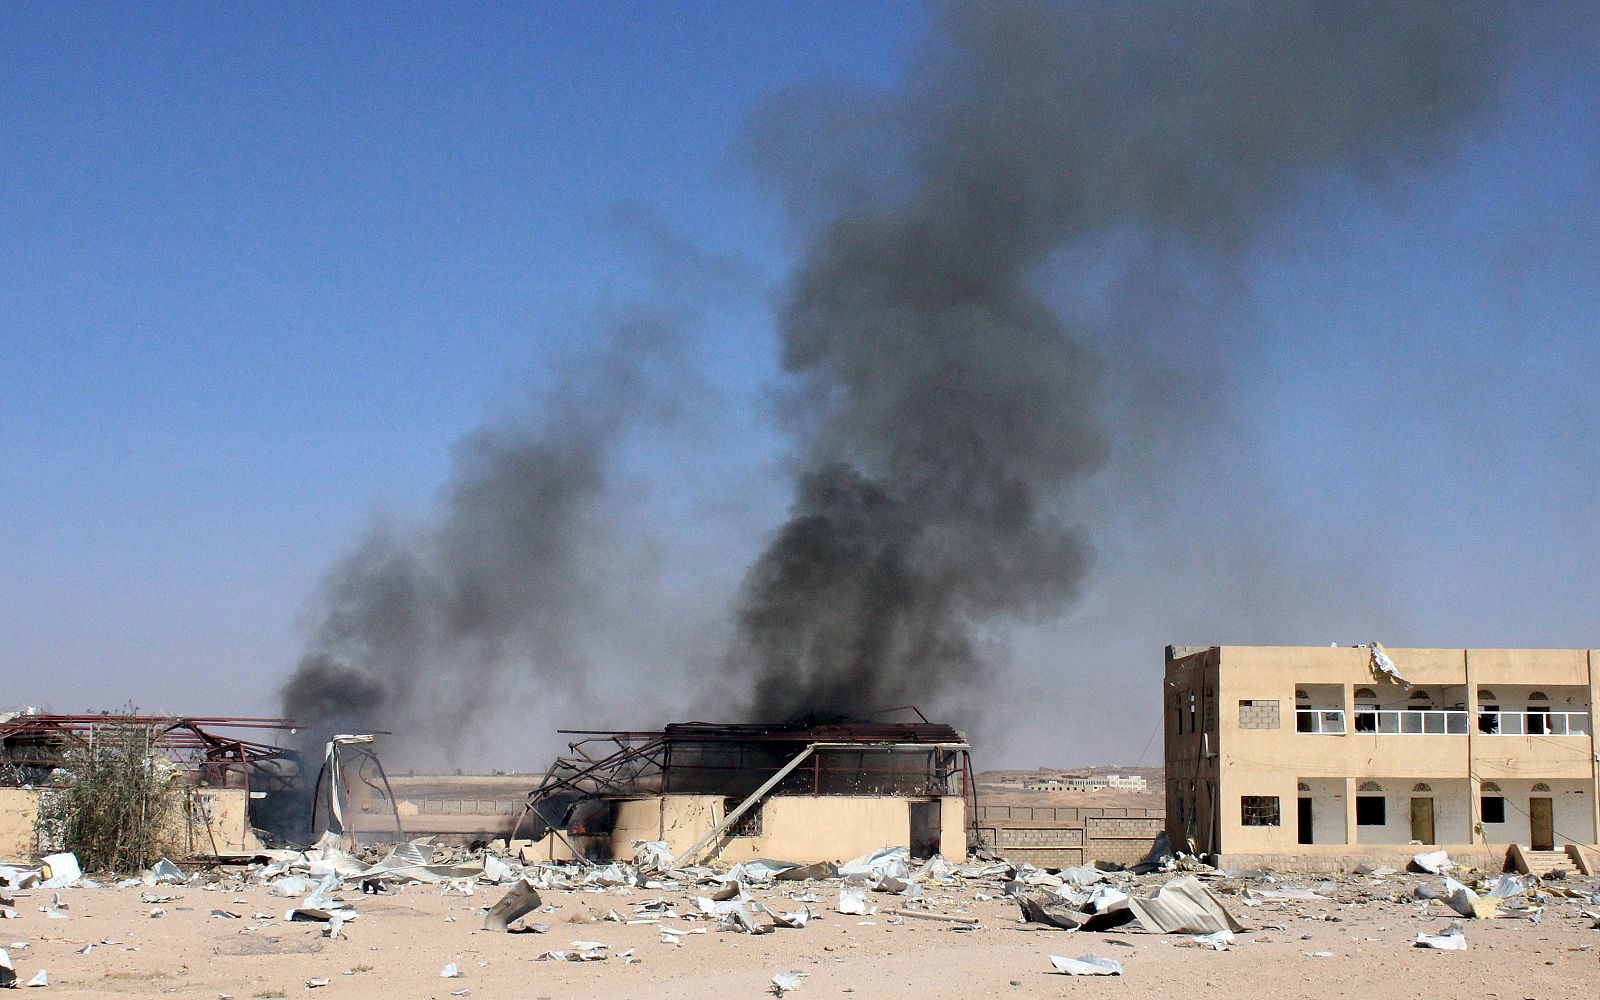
top-left (1532, 782), bottom-right (1551, 793)
top-left (1295, 689), bottom-right (1309, 703)
top-left (1353, 688), bottom-right (1378, 732)
top-left (1408, 689), bottom-right (1432, 704)
top-left (1528, 692), bottom-right (1552, 734)
top-left (1480, 781), bottom-right (1500, 793)
top-left (1297, 782), bottom-right (1311, 793)
top-left (1412, 783), bottom-right (1431, 793)
top-left (1478, 689), bottom-right (1502, 734)
top-left (1358, 780), bottom-right (1383, 792)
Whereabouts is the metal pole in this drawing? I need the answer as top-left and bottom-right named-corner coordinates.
top-left (673, 743), bottom-right (819, 866)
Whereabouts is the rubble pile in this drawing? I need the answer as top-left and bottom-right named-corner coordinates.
top-left (0, 840), bottom-right (1597, 989)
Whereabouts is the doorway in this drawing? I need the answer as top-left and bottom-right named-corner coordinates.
top-left (1409, 797), bottom-right (1435, 844)
top-left (1529, 797), bottom-right (1554, 850)
top-left (1297, 798), bottom-right (1314, 844)
top-left (909, 801), bottom-right (942, 858)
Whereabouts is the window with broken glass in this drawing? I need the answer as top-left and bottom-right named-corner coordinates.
top-left (1240, 795), bottom-right (1280, 826)
top-left (723, 797), bottom-right (764, 837)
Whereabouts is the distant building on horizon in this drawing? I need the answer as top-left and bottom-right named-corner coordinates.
top-left (1021, 772), bottom-right (1149, 793)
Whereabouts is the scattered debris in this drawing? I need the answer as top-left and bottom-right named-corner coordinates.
top-left (149, 859), bottom-right (185, 884)
top-left (771, 971), bottom-right (806, 994)
top-left (1438, 878), bottom-right (1500, 919)
top-left (1186, 929), bottom-right (1234, 951)
top-left (483, 880), bottom-right (542, 933)
top-left (39, 854), bottom-right (81, 889)
top-left (1411, 851), bottom-right (1454, 875)
top-left (1049, 954), bottom-right (1122, 976)
top-left (1126, 876), bottom-right (1243, 935)
top-left (633, 841), bottom-right (673, 872)
top-left (884, 908), bottom-right (977, 926)
top-left (837, 887), bottom-right (872, 916)
top-left (1415, 920), bottom-right (1468, 950)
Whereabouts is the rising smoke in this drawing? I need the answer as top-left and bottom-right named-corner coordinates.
top-left (281, 313), bottom-right (693, 756)
top-left (729, 0), bottom-right (1507, 721)
top-left (283, 0), bottom-right (1513, 748)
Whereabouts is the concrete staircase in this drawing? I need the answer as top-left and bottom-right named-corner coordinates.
top-left (1566, 843), bottom-right (1599, 876)
top-left (1509, 844), bottom-right (1575, 876)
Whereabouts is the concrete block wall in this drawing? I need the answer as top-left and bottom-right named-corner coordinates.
top-left (976, 804), bottom-right (1165, 868)
top-left (1238, 700), bottom-right (1280, 730)
top-left (416, 798), bottom-right (522, 816)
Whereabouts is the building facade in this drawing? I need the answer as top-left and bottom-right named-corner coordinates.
top-left (1165, 645), bottom-right (1599, 867)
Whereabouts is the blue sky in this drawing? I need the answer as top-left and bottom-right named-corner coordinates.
top-left (3, 3), bottom-right (1597, 767)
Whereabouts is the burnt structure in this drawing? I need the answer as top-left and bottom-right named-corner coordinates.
top-left (0, 712), bottom-right (303, 856)
top-left (514, 716), bottom-right (975, 864)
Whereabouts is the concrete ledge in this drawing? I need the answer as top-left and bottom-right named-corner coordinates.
top-left (1217, 844), bottom-right (1510, 873)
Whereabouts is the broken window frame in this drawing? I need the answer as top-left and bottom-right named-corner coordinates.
top-left (1240, 795), bottom-right (1280, 827)
top-left (723, 796), bottom-right (764, 837)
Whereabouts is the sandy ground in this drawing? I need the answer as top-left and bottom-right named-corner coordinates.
top-left (4, 867), bottom-right (1597, 999)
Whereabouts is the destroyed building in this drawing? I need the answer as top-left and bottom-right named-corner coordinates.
top-left (0, 712), bottom-right (302, 860)
top-left (514, 720), bottom-right (974, 865)
top-left (1165, 645), bottom-right (1599, 868)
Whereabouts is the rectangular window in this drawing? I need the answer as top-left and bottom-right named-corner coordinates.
top-left (1478, 706), bottom-right (1500, 734)
top-left (1354, 705), bottom-right (1377, 733)
top-left (1480, 796), bottom-right (1506, 824)
top-left (1356, 796), bottom-right (1386, 826)
top-left (1527, 709), bottom-right (1549, 735)
top-left (1240, 795), bottom-right (1281, 827)
top-left (723, 797), bottom-right (763, 837)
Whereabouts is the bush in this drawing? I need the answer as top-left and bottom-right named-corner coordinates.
top-left (35, 717), bottom-right (183, 872)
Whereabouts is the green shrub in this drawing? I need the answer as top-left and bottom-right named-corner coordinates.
top-left (35, 716), bottom-right (182, 872)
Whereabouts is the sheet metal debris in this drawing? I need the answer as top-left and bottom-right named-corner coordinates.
top-left (483, 880), bottom-right (543, 933)
top-left (1368, 641), bottom-right (1408, 685)
top-left (38, 855), bottom-right (80, 890)
top-left (1411, 851), bottom-right (1454, 875)
top-left (1415, 919), bottom-right (1467, 950)
top-left (1126, 876), bottom-right (1243, 935)
top-left (837, 887), bottom-right (872, 916)
top-left (1049, 954), bottom-right (1122, 976)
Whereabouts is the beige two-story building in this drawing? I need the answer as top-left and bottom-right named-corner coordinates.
top-left (1165, 645), bottom-right (1599, 868)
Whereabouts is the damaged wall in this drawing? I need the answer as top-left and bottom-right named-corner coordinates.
top-left (516, 793), bottom-right (966, 865)
top-left (0, 787), bottom-right (260, 862)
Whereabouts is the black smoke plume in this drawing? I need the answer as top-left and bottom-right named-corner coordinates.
top-left (281, 312), bottom-right (692, 758)
top-left (730, 0), bottom-right (1507, 721)
top-left (282, 1), bottom-right (1517, 751)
